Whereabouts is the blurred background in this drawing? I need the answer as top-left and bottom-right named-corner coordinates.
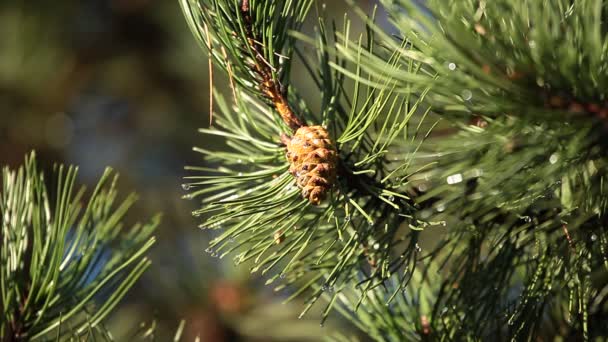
top-left (0, 0), bottom-right (379, 340)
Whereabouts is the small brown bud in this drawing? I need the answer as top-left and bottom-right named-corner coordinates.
top-left (470, 115), bottom-right (488, 128)
top-left (273, 230), bottom-right (285, 244)
top-left (474, 23), bottom-right (486, 35)
top-left (504, 140), bottom-right (517, 153)
top-left (421, 315), bottom-right (431, 335)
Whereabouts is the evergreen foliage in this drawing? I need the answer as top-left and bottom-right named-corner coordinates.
top-left (335, 0), bottom-right (608, 339)
top-left (180, 0), bottom-right (436, 323)
top-left (181, 0), bottom-right (608, 340)
top-left (1, 153), bottom-right (158, 340)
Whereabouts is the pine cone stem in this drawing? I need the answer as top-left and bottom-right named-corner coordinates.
top-left (240, 1), bottom-right (304, 131)
top-left (240, 1), bottom-right (336, 204)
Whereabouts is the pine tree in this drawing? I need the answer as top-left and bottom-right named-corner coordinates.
top-left (0, 153), bottom-right (158, 340)
top-left (180, 0), bottom-right (608, 340)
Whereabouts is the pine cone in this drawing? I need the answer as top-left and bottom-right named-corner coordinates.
top-left (283, 125), bottom-right (338, 205)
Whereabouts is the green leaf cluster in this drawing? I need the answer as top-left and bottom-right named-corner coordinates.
top-left (180, 0), bottom-right (442, 321)
top-left (331, 0), bottom-right (608, 340)
top-left (1, 153), bottom-right (158, 340)
top-left (180, 0), bottom-right (608, 340)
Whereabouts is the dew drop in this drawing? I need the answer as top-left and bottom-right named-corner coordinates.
top-left (536, 77), bottom-right (545, 87)
top-left (549, 153), bottom-right (559, 164)
top-left (388, 195), bottom-right (395, 202)
top-left (344, 215), bottom-right (351, 222)
top-left (446, 173), bottom-right (463, 184)
top-left (419, 209), bottom-right (432, 219)
top-left (368, 220), bottom-right (374, 226)
top-left (280, 273), bottom-right (286, 279)
top-left (461, 89), bottom-right (473, 101)
top-left (181, 183), bottom-right (191, 190)
top-left (373, 242), bottom-right (380, 250)
top-left (591, 234), bottom-right (598, 242)
top-left (237, 159), bottom-right (243, 163)
top-left (415, 243), bottom-right (422, 252)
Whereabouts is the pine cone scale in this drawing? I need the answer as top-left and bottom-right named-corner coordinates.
top-left (284, 125), bottom-right (338, 205)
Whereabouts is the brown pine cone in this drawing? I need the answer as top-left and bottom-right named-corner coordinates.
top-left (283, 125), bottom-right (338, 205)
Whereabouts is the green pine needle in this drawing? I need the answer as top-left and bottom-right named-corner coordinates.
top-left (181, 0), bottom-right (436, 317)
top-left (181, 0), bottom-right (608, 339)
top-left (1, 152), bottom-right (158, 340)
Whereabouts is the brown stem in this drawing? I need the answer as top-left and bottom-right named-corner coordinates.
top-left (240, 0), bottom-right (304, 132)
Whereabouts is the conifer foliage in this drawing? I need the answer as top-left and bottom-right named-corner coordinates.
top-left (181, 0), bottom-right (608, 340)
top-left (1, 153), bottom-right (158, 340)
top-left (180, 0), bottom-right (432, 323)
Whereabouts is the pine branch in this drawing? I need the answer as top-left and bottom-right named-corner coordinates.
top-left (179, 0), bottom-right (310, 130)
top-left (329, 271), bottom-right (439, 341)
top-left (180, 0), bottom-right (608, 338)
top-left (180, 0), bottom-right (438, 318)
top-left (328, 207), bottom-right (607, 340)
top-left (325, 0), bottom-right (608, 339)
top-left (0, 152), bottom-right (158, 340)
top-left (342, 0), bottom-right (608, 125)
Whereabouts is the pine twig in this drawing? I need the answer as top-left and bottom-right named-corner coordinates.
top-left (240, 0), bottom-right (304, 131)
